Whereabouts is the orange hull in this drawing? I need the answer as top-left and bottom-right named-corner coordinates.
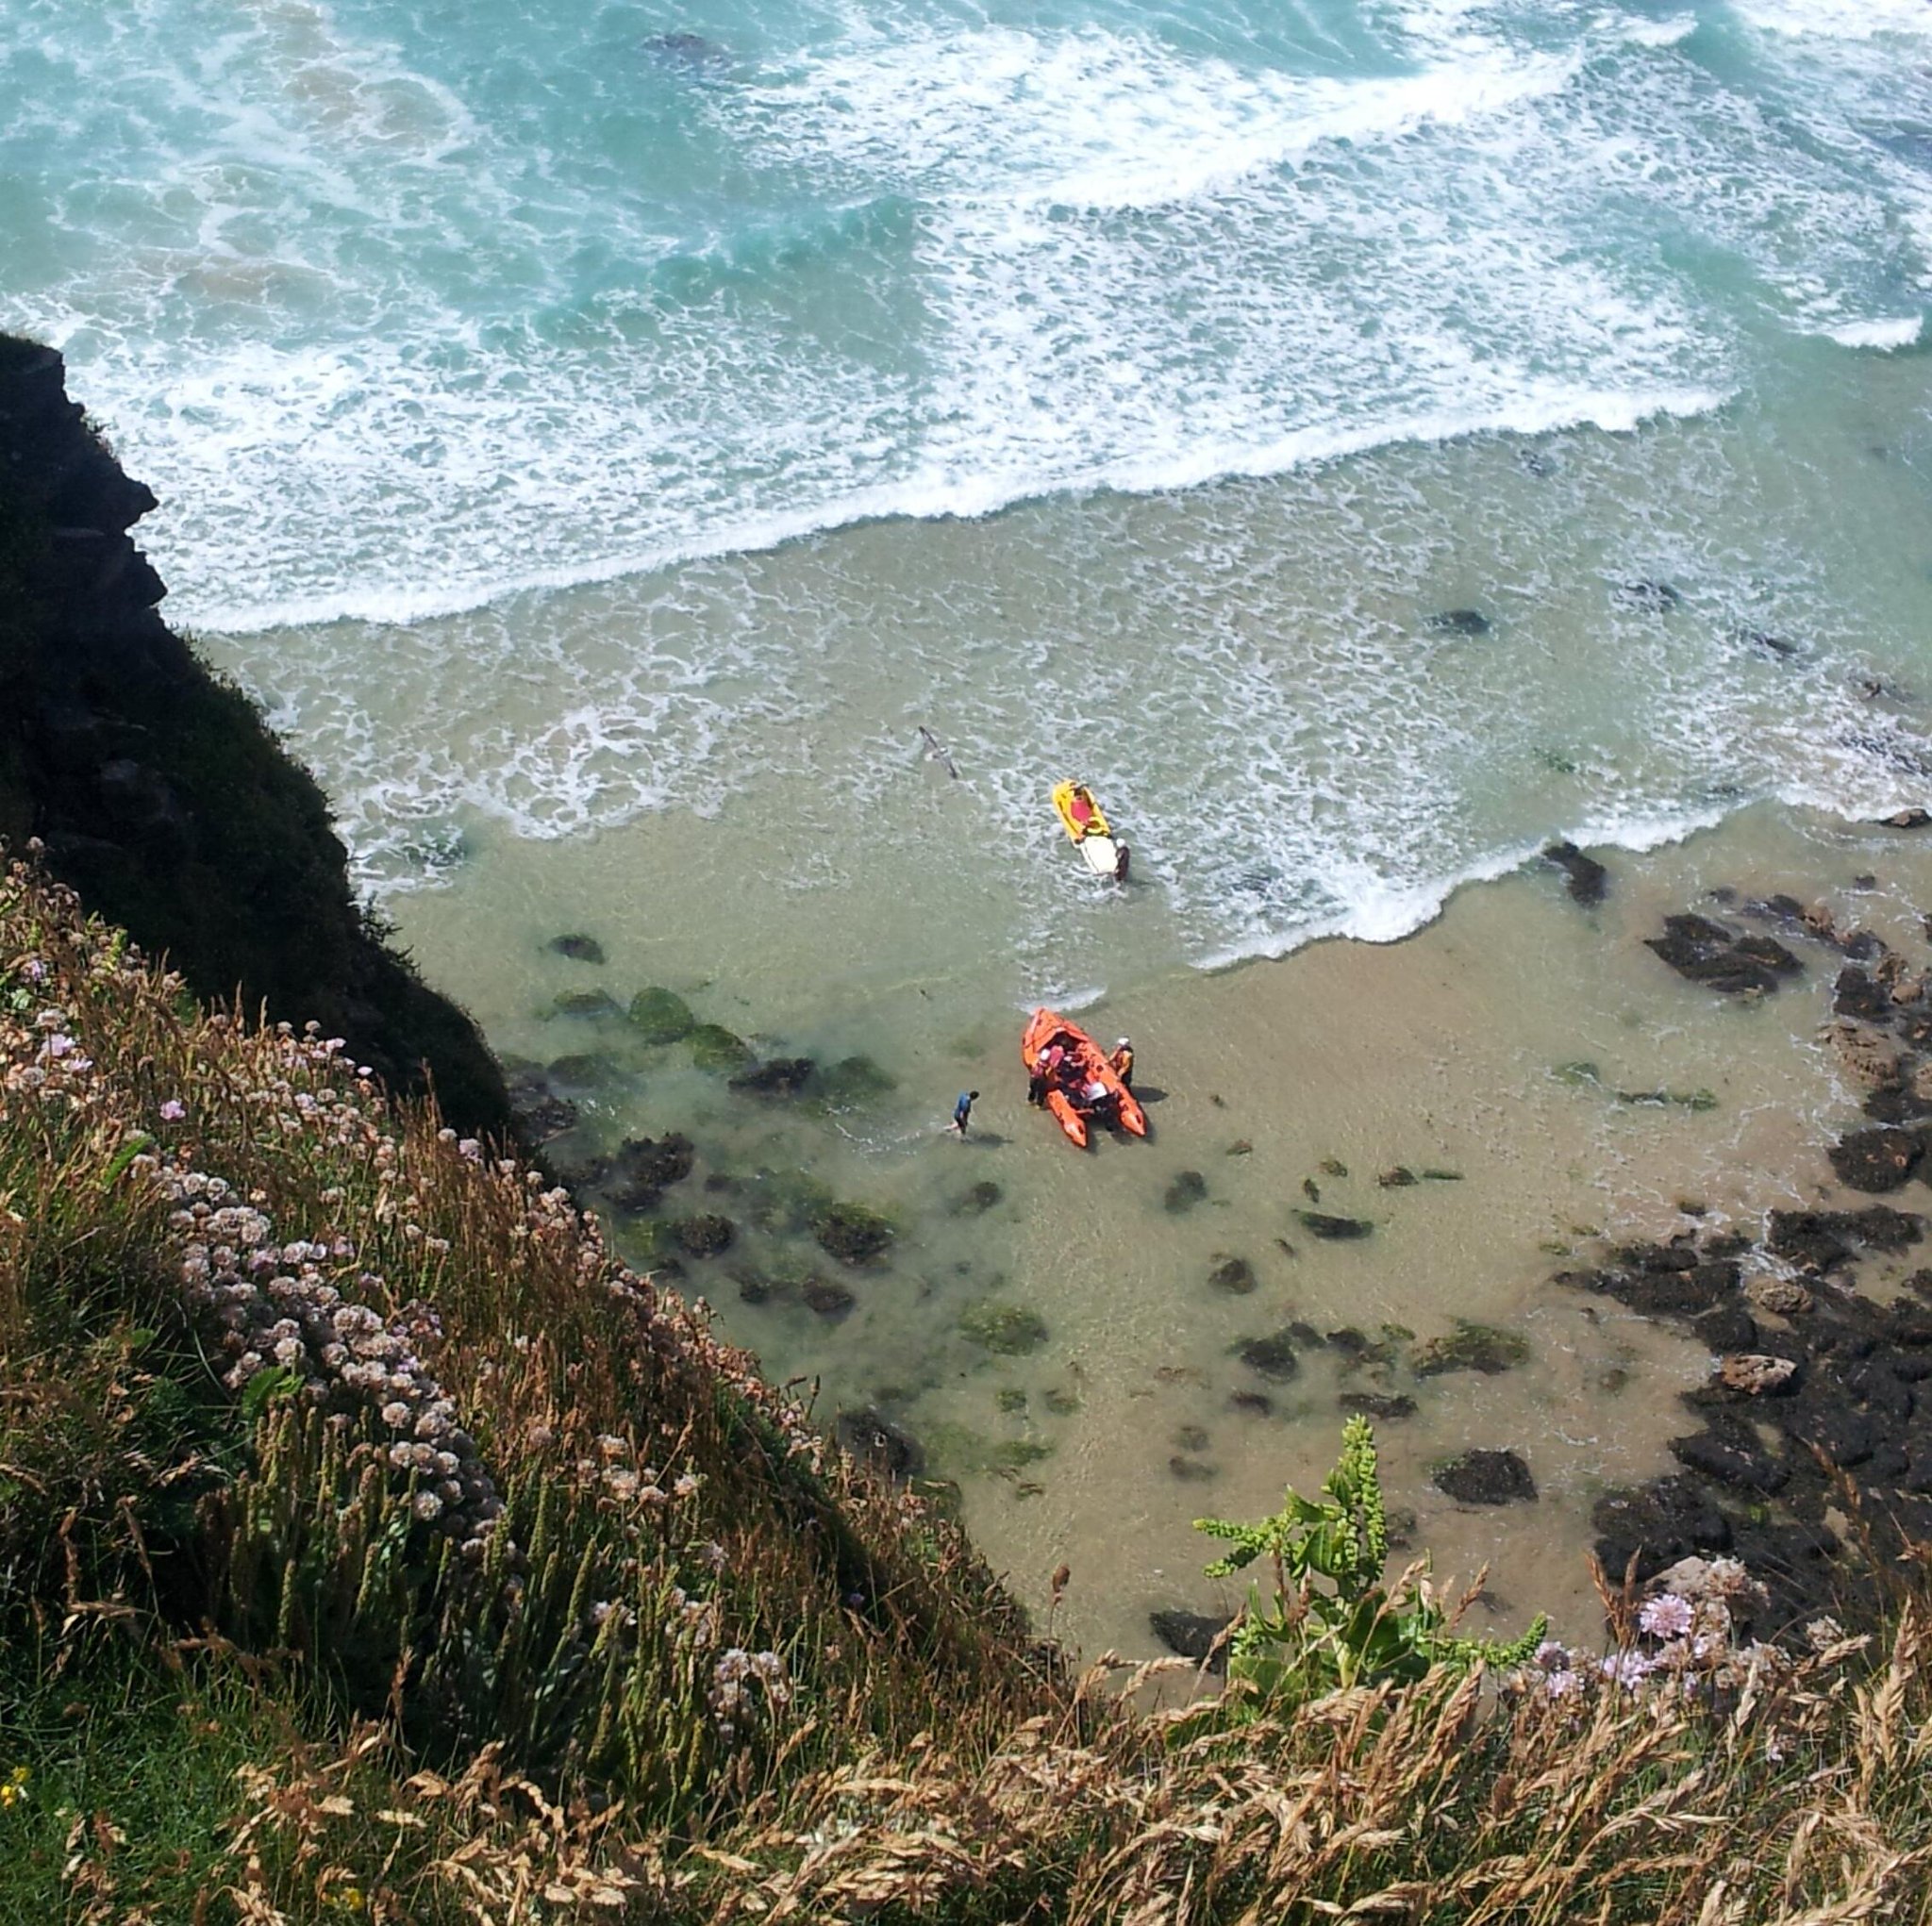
top-left (1022, 1007), bottom-right (1147, 1148)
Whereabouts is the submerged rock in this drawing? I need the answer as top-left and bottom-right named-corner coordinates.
top-left (958, 1300), bottom-right (1048, 1355)
top-left (1412, 1320), bottom-right (1530, 1378)
top-left (608, 1132), bottom-right (694, 1210)
top-left (1168, 1456), bottom-right (1218, 1483)
top-left (949, 1179), bottom-right (1004, 1216)
top-left (627, 987), bottom-right (696, 1042)
top-left (801, 1276), bottom-right (857, 1320)
top-left (1163, 1170), bottom-right (1208, 1213)
top-left (689, 1022), bottom-right (753, 1071)
top-left (818, 1054), bottom-right (898, 1104)
top-left (812, 1201), bottom-right (895, 1267)
top-left (545, 1052), bottom-right (619, 1088)
top-left (1645, 913), bottom-right (1802, 995)
top-left (1424, 607), bottom-right (1491, 636)
top-left (552, 988), bottom-right (623, 1020)
top-left (1229, 1389), bottom-right (1274, 1417)
top-left (1543, 840), bottom-right (1608, 906)
top-left (670, 1213), bottom-right (734, 1258)
top-left (1376, 1166), bottom-right (1417, 1187)
top-left (1338, 1391), bottom-right (1417, 1420)
top-left (1207, 1254), bottom-right (1257, 1295)
top-left (1235, 1330), bottom-right (1300, 1382)
top-left (1433, 1449), bottom-right (1537, 1505)
top-left (547, 933), bottom-right (606, 965)
top-left (1293, 1209), bottom-right (1373, 1240)
top-left (728, 1055), bottom-right (816, 1097)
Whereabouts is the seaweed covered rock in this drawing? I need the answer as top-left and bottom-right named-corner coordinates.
top-left (1235, 1330), bottom-right (1300, 1382)
top-left (1293, 1209), bottom-right (1374, 1240)
top-left (671, 1213), bottom-right (735, 1258)
top-left (812, 1201), bottom-right (895, 1267)
top-left (959, 1301), bottom-right (1048, 1355)
top-left (627, 986), bottom-right (696, 1042)
top-left (836, 1408), bottom-right (924, 1480)
top-left (548, 932), bottom-right (606, 964)
top-left (689, 1022), bottom-right (753, 1071)
top-left (819, 1054), bottom-right (898, 1104)
top-left (1412, 1320), bottom-right (1530, 1377)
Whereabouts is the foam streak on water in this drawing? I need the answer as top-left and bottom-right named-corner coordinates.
top-left (8, 1), bottom-right (1932, 977)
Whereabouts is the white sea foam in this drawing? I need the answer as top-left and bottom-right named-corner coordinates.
top-left (1824, 315), bottom-right (1924, 350)
top-left (1730, 0), bottom-right (1932, 41)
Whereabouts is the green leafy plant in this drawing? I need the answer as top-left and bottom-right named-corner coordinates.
top-left (1194, 1417), bottom-right (1546, 1704)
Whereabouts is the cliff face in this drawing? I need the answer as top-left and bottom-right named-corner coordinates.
top-left (0, 334), bottom-right (511, 1137)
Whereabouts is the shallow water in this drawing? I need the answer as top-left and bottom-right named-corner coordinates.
top-left (375, 800), bottom-right (1932, 1654)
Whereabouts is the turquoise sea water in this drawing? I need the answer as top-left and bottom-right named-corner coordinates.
top-left (8, 0), bottom-right (1932, 971)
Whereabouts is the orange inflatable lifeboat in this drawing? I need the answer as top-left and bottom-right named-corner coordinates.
top-left (1022, 1007), bottom-right (1147, 1148)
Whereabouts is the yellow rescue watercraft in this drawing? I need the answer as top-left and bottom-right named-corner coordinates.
top-left (1051, 780), bottom-right (1129, 881)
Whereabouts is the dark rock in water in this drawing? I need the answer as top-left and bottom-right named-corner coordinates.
top-left (1736, 625), bottom-right (1800, 660)
top-left (1174, 1424), bottom-right (1210, 1453)
top-left (1613, 578), bottom-right (1683, 612)
top-left (1287, 1320), bottom-right (1325, 1349)
top-left (1834, 967), bottom-right (1894, 1022)
top-left (1163, 1170), bottom-right (1208, 1213)
top-left (1301, 1176), bottom-right (1321, 1203)
top-left (1582, 1254), bottom-right (1740, 1320)
top-left (733, 1269), bottom-right (777, 1305)
top-left (1768, 1205), bottom-right (1923, 1270)
top-left (643, 29), bottom-right (728, 67)
top-left (1424, 608), bottom-right (1491, 636)
top-left (836, 1407), bottom-right (923, 1480)
top-left (812, 1201), bottom-right (895, 1267)
top-left (1433, 1450), bottom-right (1537, 1504)
top-left (1413, 1320), bottom-right (1530, 1377)
top-left (1691, 1301), bottom-right (1759, 1354)
top-left (949, 1179), bottom-right (1003, 1216)
top-left (1339, 1392), bottom-right (1417, 1420)
top-left (1318, 1156), bottom-right (1349, 1178)
top-left (1293, 1209), bottom-right (1373, 1240)
top-left (609, 1132), bottom-right (694, 1209)
top-left (510, 1089), bottom-right (579, 1143)
top-left (1148, 1608), bottom-right (1231, 1670)
top-left (671, 1213), bottom-right (734, 1258)
top-left (1645, 913), bottom-right (1802, 994)
top-left (1670, 1429), bottom-right (1788, 1492)
top-left (1208, 1254), bottom-right (1257, 1295)
top-left (728, 1054), bottom-right (817, 1097)
top-left (553, 988), bottom-right (622, 1020)
top-left (1229, 1389), bottom-right (1274, 1417)
top-left (689, 1022), bottom-right (753, 1071)
top-left (1543, 840), bottom-right (1608, 906)
top-left (627, 986), bottom-right (695, 1042)
top-left (1592, 1476), bottom-right (1733, 1583)
top-left (1168, 1455), bottom-right (1218, 1483)
top-left (1235, 1330), bottom-right (1300, 1381)
top-left (819, 1054), bottom-right (898, 1104)
top-left (1325, 1326), bottom-right (1372, 1358)
top-left (1377, 1166), bottom-right (1417, 1187)
top-left (1878, 807), bottom-right (1932, 829)
top-left (548, 933), bottom-right (606, 965)
top-left (1829, 1125), bottom-right (1923, 1193)
top-left (801, 1276), bottom-right (857, 1320)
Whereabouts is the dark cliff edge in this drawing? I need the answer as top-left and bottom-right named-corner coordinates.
top-left (0, 334), bottom-right (511, 1137)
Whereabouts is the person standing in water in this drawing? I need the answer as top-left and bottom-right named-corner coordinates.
top-left (952, 1088), bottom-right (980, 1136)
top-left (1109, 1038), bottom-right (1135, 1088)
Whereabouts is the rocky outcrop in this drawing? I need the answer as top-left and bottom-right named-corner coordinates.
top-left (0, 335), bottom-right (510, 1137)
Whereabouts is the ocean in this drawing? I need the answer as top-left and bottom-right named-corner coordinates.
top-left (11, 0), bottom-right (1932, 1648)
